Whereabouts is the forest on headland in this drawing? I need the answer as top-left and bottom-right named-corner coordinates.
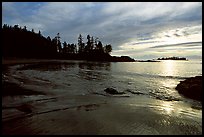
top-left (2, 24), bottom-right (135, 62)
top-left (157, 57), bottom-right (187, 60)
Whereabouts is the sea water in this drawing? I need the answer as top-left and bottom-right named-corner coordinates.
top-left (2, 59), bottom-right (202, 134)
top-left (5, 59), bottom-right (202, 101)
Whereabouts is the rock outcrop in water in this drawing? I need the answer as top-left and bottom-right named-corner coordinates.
top-left (104, 88), bottom-right (125, 95)
top-left (175, 76), bottom-right (202, 102)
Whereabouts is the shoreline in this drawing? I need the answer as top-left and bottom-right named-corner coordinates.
top-left (2, 58), bottom-right (202, 135)
top-left (2, 91), bottom-right (202, 135)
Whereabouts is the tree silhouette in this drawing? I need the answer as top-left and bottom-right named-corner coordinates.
top-left (51, 37), bottom-right (58, 53)
top-left (2, 24), bottom-right (135, 62)
top-left (54, 33), bottom-right (62, 53)
top-left (31, 29), bottom-right (34, 33)
top-left (47, 36), bottom-right (51, 42)
top-left (90, 36), bottom-right (94, 51)
top-left (14, 24), bottom-right (19, 30)
top-left (70, 43), bottom-right (76, 54)
top-left (96, 41), bottom-right (104, 53)
top-left (62, 41), bottom-right (68, 53)
top-left (104, 44), bottom-right (112, 54)
top-left (23, 26), bottom-right (27, 31)
top-left (38, 30), bottom-right (42, 36)
top-left (78, 34), bottom-right (85, 54)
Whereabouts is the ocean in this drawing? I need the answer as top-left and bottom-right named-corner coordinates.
top-left (2, 59), bottom-right (202, 135)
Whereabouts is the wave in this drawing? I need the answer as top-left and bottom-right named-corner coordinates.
top-left (158, 75), bottom-right (188, 79)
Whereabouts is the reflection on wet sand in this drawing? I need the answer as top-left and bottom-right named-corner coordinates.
top-left (2, 95), bottom-right (202, 135)
top-left (151, 99), bottom-right (202, 119)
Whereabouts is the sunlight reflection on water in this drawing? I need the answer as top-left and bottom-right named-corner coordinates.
top-left (4, 60), bottom-right (202, 106)
top-left (151, 100), bottom-right (202, 120)
top-left (159, 101), bottom-right (175, 115)
top-left (162, 60), bottom-right (177, 76)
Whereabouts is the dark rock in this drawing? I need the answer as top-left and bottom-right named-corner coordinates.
top-left (16, 104), bottom-right (33, 113)
top-left (175, 76), bottom-right (202, 102)
top-left (104, 88), bottom-right (125, 95)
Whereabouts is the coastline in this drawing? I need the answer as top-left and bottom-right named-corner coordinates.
top-left (2, 59), bottom-right (202, 135)
top-left (2, 58), bottom-right (54, 96)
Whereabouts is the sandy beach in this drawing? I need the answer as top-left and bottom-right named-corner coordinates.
top-left (2, 59), bottom-right (202, 135)
top-left (2, 93), bottom-right (202, 135)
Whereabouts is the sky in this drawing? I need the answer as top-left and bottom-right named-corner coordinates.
top-left (2, 2), bottom-right (202, 59)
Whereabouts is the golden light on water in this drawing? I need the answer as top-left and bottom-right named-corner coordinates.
top-left (161, 101), bottom-right (174, 115)
top-left (162, 60), bottom-right (175, 76)
top-left (154, 101), bottom-right (182, 117)
top-left (160, 60), bottom-right (179, 90)
top-left (160, 79), bottom-right (178, 90)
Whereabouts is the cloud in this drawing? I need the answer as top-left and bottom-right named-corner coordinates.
top-left (150, 42), bottom-right (202, 49)
top-left (2, 2), bottom-right (202, 59)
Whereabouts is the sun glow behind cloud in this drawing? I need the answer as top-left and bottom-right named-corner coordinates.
top-left (2, 2), bottom-right (202, 59)
top-left (114, 24), bottom-right (202, 59)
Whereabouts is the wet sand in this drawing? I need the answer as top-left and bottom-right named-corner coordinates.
top-left (2, 81), bottom-right (46, 96)
top-left (2, 59), bottom-right (202, 135)
top-left (2, 93), bottom-right (202, 135)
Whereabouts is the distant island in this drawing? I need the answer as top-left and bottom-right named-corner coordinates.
top-left (135, 60), bottom-right (160, 62)
top-left (157, 57), bottom-right (187, 60)
top-left (2, 24), bottom-right (135, 62)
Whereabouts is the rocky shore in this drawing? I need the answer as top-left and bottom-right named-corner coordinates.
top-left (175, 76), bottom-right (202, 102)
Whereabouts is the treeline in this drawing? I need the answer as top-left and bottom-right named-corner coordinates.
top-left (3, 24), bottom-right (58, 59)
top-left (157, 57), bottom-right (187, 60)
top-left (2, 24), bottom-right (135, 62)
top-left (2, 24), bottom-right (113, 61)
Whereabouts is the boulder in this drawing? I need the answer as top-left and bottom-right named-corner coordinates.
top-left (104, 88), bottom-right (125, 95)
top-left (175, 76), bottom-right (202, 102)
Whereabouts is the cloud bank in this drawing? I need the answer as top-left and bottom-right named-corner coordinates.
top-left (2, 2), bottom-right (202, 59)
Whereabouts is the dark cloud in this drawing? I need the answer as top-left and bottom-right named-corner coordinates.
top-left (131, 41), bottom-right (160, 45)
top-left (165, 35), bottom-right (171, 37)
top-left (2, 2), bottom-right (202, 58)
top-left (170, 4), bottom-right (202, 22)
top-left (150, 42), bottom-right (202, 49)
top-left (174, 33), bottom-right (181, 37)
